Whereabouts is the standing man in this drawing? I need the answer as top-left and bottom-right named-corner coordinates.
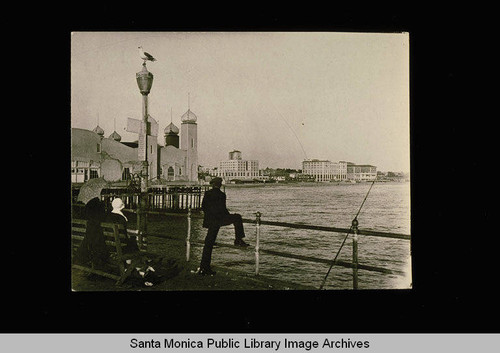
top-left (198, 177), bottom-right (250, 276)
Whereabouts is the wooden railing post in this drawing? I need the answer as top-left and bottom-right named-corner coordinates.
top-left (137, 193), bottom-right (148, 251)
top-left (186, 207), bottom-right (192, 261)
top-left (137, 194), bottom-right (143, 250)
top-left (352, 218), bottom-right (359, 289)
top-left (255, 211), bottom-right (261, 275)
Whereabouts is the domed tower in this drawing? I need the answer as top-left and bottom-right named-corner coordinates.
top-left (108, 118), bottom-right (121, 141)
top-left (109, 130), bottom-right (122, 142)
top-left (180, 107), bottom-right (198, 182)
top-left (93, 125), bottom-right (104, 137)
top-left (181, 109), bottom-right (197, 124)
top-left (164, 122), bottom-right (179, 148)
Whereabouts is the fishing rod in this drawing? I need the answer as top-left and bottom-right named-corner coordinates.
top-left (319, 179), bottom-right (376, 290)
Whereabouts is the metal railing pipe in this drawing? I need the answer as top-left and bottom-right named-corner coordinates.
top-left (352, 219), bottom-right (359, 289)
top-left (255, 212), bottom-right (261, 275)
top-left (240, 218), bottom-right (410, 240)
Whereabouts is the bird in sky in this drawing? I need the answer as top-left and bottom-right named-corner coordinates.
top-left (138, 46), bottom-right (156, 64)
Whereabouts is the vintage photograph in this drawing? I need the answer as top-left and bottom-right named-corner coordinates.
top-left (71, 32), bottom-right (410, 291)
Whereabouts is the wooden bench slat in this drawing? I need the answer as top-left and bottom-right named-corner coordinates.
top-left (100, 222), bottom-right (125, 229)
top-left (72, 219), bottom-right (87, 226)
top-left (72, 226), bottom-right (136, 238)
top-left (102, 231), bottom-right (128, 238)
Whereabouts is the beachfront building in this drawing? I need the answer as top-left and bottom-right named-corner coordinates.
top-left (217, 150), bottom-right (260, 181)
top-left (71, 125), bottom-right (143, 183)
top-left (71, 109), bottom-right (199, 184)
top-left (302, 159), bottom-right (348, 182)
top-left (346, 163), bottom-right (377, 181)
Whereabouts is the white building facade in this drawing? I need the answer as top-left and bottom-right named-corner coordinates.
top-left (302, 159), bottom-right (348, 182)
top-left (346, 163), bottom-right (377, 181)
top-left (217, 150), bottom-right (260, 181)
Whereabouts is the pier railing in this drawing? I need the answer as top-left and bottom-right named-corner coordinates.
top-left (129, 208), bottom-right (411, 290)
top-left (72, 186), bottom-right (209, 212)
top-left (105, 186), bottom-right (206, 211)
top-left (244, 213), bottom-right (410, 289)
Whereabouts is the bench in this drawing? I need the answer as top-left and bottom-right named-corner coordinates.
top-left (71, 219), bottom-right (144, 285)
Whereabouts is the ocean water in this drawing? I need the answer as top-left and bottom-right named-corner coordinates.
top-left (185, 182), bottom-right (411, 290)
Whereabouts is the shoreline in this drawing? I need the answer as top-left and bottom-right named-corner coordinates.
top-left (222, 180), bottom-right (409, 188)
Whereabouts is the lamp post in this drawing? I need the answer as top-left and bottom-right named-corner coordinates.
top-left (136, 63), bottom-right (154, 190)
top-left (136, 63), bottom-right (154, 250)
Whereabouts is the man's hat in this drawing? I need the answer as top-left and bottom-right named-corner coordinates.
top-left (210, 177), bottom-right (223, 187)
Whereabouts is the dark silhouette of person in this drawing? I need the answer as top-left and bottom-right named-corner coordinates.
top-left (73, 197), bottom-right (109, 267)
top-left (198, 177), bottom-right (249, 276)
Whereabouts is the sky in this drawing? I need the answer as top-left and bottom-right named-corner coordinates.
top-left (71, 32), bottom-right (409, 172)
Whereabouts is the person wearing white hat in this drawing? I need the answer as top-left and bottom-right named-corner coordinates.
top-left (111, 198), bottom-right (127, 221)
top-left (106, 198), bottom-right (139, 253)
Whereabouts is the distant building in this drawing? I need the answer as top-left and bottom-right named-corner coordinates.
top-left (302, 159), bottom-right (347, 182)
top-left (346, 163), bottom-right (377, 181)
top-left (302, 159), bottom-right (376, 182)
top-left (217, 150), bottom-right (260, 181)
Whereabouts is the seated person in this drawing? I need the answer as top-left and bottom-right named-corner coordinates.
top-left (106, 198), bottom-right (139, 254)
top-left (73, 197), bottom-right (109, 267)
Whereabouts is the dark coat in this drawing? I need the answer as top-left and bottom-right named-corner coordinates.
top-left (202, 187), bottom-right (230, 228)
top-left (106, 212), bottom-right (128, 232)
top-left (105, 212), bottom-right (139, 253)
top-left (73, 198), bottom-right (109, 266)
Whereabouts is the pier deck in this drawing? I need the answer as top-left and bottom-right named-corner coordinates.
top-left (72, 257), bottom-right (315, 292)
top-left (71, 195), bottom-right (410, 291)
top-left (71, 225), bottom-right (316, 291)
top-left (71, 266), bottom-right (316, 291)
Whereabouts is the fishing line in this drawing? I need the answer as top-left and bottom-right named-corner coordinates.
top-left (319, 179), bottom-right (376, 290)
top-left (269, 102), bottom-right (308, 160)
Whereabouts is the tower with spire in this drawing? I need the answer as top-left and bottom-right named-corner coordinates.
top-left (92, 114), bottom-right (105, 137)
top-left (109, 118), bottom-right (122, 141)
top-left (180, 93), bottom-right (198, 181)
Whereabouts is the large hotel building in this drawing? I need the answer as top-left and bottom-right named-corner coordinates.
top-left (302, 159), bottom-right (376, 182)
top-left (217, 150), bottom-right (260, 181)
